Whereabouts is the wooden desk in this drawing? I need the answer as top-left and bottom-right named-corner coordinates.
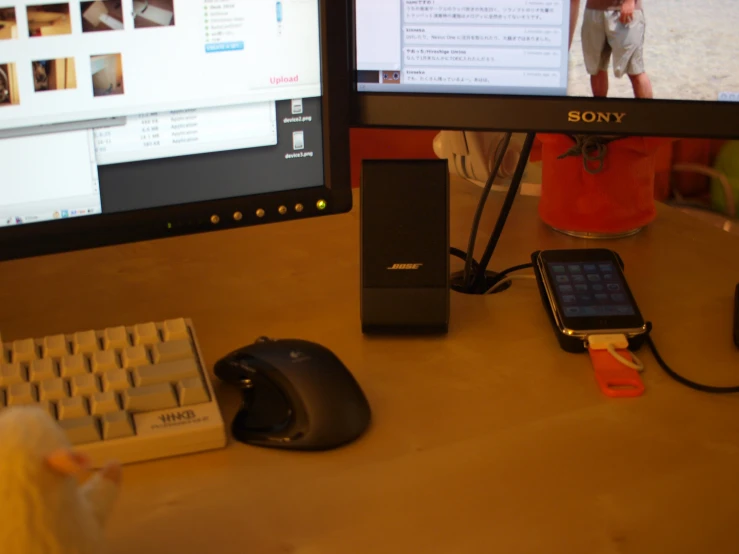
top-left (2, 178), bottom-right (739, 554)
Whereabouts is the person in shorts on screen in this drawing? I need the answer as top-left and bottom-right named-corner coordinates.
top-left (581, 0), bottom-right (653, 98)
top-left (569, 0), bottom-right (580, 49)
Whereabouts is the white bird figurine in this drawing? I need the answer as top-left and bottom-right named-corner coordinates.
top-left (0, 406), bottom-right (122, 554)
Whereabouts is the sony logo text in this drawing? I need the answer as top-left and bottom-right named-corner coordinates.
top-left (568, 111), bottom-right (627, 124)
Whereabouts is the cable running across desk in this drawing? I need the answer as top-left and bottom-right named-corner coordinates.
top-left (485, 274), bottom-right (536, 295)
top-left (645, 322), bottom-right (739, 393)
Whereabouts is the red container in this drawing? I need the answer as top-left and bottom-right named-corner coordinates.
top-left (537, 134), bottom-right (675, 237)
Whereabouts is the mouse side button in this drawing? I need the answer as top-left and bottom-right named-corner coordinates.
top-left (213, 356), bottom-right (256, 384)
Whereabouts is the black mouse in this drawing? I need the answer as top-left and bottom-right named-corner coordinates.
top-left (214, 337), bottom-right (371, 450)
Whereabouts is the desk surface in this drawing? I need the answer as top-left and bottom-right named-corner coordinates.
top-left (2, 178), bottom-right (739, 554)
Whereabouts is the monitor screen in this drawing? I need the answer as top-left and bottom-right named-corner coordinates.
top-left (353, 0), bottom-right (739, 136)
top-left (0, 1), bottom-right (350, 257)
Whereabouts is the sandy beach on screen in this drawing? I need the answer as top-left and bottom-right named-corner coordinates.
top-left (567, 0), bottom-right (739, 100)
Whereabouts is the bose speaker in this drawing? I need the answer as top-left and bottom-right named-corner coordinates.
top-left (360, 159), bottom-right (450, 334)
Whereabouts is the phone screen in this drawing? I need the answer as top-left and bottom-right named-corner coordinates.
top-left (539, 249), bottom-right (645, 333)
top-left (547, 260), bottom-right (634, 318)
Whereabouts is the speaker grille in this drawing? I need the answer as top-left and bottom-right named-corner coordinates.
top-left (361, 160), bottom-right (449, 289)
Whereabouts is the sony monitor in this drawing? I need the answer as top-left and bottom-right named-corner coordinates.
top-left (352, 0), bottom-right (739, 137)
top-left (0, 0), bottom-right (351, 262)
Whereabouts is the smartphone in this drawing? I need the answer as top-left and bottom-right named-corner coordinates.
top-left (535, 249), bottom-right (647, 341)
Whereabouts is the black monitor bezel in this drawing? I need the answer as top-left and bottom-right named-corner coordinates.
top-left (349, 1), bottom-right (739, 139)
top-left (0, 0), bottom-right (352, 262)
top-left (353, 93), bottom-right (739, 138)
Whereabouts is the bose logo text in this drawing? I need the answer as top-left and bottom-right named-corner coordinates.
top-left (387, 263), bottom-right (423, 270)
top-left (568, 111), bottom-right (627, 124)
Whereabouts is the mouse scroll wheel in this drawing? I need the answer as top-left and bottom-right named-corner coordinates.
top-left (255, 336), bottom-right (272, 343)
top-left (233, 363), bottom-right (255, 388)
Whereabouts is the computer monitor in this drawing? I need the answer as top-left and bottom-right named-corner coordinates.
top-left (0, 0), bottom-right (351, 262)
top-left (353, 0), bottom-right (739, 138)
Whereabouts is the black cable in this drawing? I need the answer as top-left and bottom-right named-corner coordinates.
top-left (472, 132), bottom-right (537, 292)
top-left (645, 322), bottom-right (739, 394)
top-left (462, 132), bottom-right (513, 290)
top-left (488, 262), bottom-right (534, 285)
top-left (450, 246), bottom-right (481, 276)
top-left (450, 250), bottom-right (532, 293)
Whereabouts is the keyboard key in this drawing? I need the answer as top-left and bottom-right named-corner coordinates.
top-left (38, 378), bottom-right (68, 401)
top-left (89, 391), bottom-right (120, 416)
top-left (102, 326), bottom-right (128, 350)
top-left (100, 369), bottom-right (131, 392)
top-left (132, 359), bottom-right (199, 387)
top-left (122, 383), bottom-right (178, 413)
top-left (177, 378), bottom-right (209, 406)
top-left (70, 374), bottom-right (100, 397)
top-left (59, 417), bottom-right (101, 445)
top-left (133, 322), bottom-right (159, 345)
top-left (162, 318), bottom-right (189, 341)
top-left (73, 331), bottom-right (99, 354)
top-left (12, 339), bottom-right (37, 362)
top-left (42, 334), bottom-right (68, 358)
top-left (7, 382), bottom-right (37, 406)
top-left (38, 400), bottom-right (56, 419)
top-left (57, 397), bottom-right (89, 420)
top-left (121, 345), bottom-right (149, 368)
top-left (60, 354), bottom-right (87, 377)
top-left (101, 411), bottom-right (135, 440)
top-left (0, 318), bottom-right (223, 467)
top-left (151, 340), bottom-right (193, 363)
top-left (91, 350), bottom-right (119, 373)
top-left (28, 358), bottom-right (57, 382)
top-left (0, 362), bottom-right (25, 386)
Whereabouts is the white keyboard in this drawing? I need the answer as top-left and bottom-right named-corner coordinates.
top-left (0, 318), bottom-right (226, 467)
